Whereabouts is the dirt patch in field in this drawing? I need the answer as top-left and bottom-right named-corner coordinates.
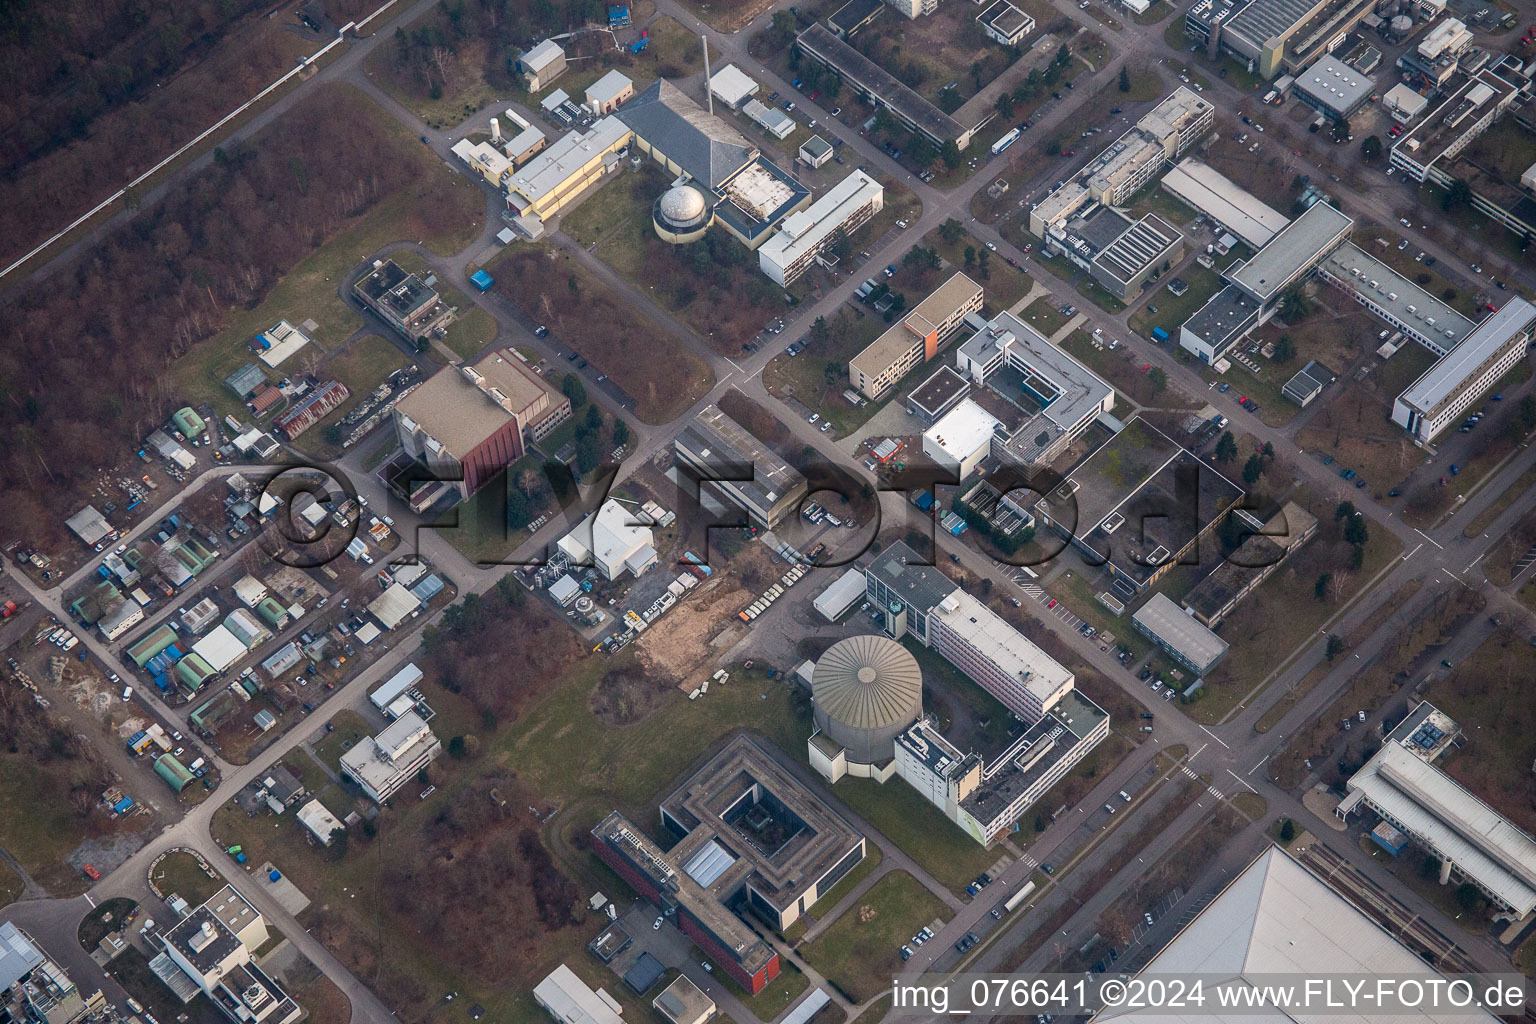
top-left (634, 573), bottom-right (758, 686)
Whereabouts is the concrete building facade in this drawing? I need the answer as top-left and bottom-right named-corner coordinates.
top-left (849, 272), bottom-right (983, 398)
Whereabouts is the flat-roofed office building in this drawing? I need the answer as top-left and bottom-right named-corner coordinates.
top-left (956, 311), bottom-right (1114, 467)
top-left (1392, 297), bottom-right (1536, 443)
top-left (849, 272), bottom-right (983, 398)
top-left (796, 24), bottom-right (972, 148)
top-left (1340, 701), bottom-right (1536, 915)
top-left (1132, 592), bottom-right (1229, 675)
top-left (674, 405), bottom-right (808, 528)
top-left (758, 170), bottom-right (883, 286)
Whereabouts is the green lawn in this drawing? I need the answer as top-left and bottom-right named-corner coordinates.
top-left (808, 846), bottom-right (885, 919)
top-left (815, 772), bottom-right (995, 895)
top-left (152, 851), bottom-right (224, 906)
top-left (0, 860), bottom-right (21, 909)
top-left (78, 897), bottom-right (138, 950)
top-left (1129, 263), bottom-right (1223, 338)
top-left (432, 455), bottom-right (544, 565)
top-left (311, 710), bottom-right (373, 777)
top-left (762, 307), bottom-right (885, 436)
top-left (1020, 297), bottom-right (1070, 338)
top-left (802, 871), bottom-right (951, 1003)
top-left (920, 225), bottom-right (1033, 312)
top-left (168, 158), bottom-right (481, 426)
top-left (719, 959), bottom-right (811, 1019)
top-left (505, 653), bottom-right (810, 818)
top-left (0, 758), bottom-right (118, 895)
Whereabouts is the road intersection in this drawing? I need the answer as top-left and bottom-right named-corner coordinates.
top-left (3, 0), bottom-right (1535, 1021)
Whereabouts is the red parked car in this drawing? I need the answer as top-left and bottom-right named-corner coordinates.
top-left (82, 864), bottom-right (101, 881)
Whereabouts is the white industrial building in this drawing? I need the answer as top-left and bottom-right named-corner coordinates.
top-left (557, 499), bottom-right (659, 580)
top-left (534, 965), bottom-right (625, 1024)
top-left (295, 799), bottom-right (345, 846)
top-left (742, 99), bottom-right (796, 138)
top-left (150, 886), bottom-right (302, 1024)
top-left (1097, 846), bottom-right (1501, 1022)
top-left (368, 583), bottom-right (422, 630)
top-left (1341, 701), bottom-right (1536, 916)
top-left (921, 400), bottom-right (1000, 482)
top-left (191, 626), bottom-right (247, 673)
top-left (1160, 157), bottom-right (1290, 248)
top-left (340, 711), bottom-right (443, 803)
top-left (1392, 298), bottom-right (1536, 443)
top-left (799, 135), bottom-right (834, 168)
top-left (370, 662), bottom-right (431, 721)
top-left (1382, 82), bottom-right (1430, 120)
top-left (759, 170), bottom-right (883, 286)
top-left (232, 575), bottom-right (268, 608)
top-left (813, 568), bottom-right (867, 622)
top-left (956, 311), bottom-right (1115, 467)
top-left (709, 64), bottom-right (760, 109)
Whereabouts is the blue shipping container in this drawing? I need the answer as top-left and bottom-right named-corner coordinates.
top-left (1151, 327), bottom-right (1170, 341)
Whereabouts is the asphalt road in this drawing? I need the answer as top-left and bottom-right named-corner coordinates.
top-left (4, 0), bottom-right (1536, 1021)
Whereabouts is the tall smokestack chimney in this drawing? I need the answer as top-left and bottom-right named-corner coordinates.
top-left (702, 35), bottom-right (713, 115)
top-left (491, 117), bottom-right (501, 141)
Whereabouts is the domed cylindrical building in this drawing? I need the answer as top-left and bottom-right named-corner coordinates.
top-left (811, 635), bottom-right (923, 768)
top-left (653, 184), bottom-right (711, 244)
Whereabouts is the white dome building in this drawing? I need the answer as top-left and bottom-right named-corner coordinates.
top-left (809, 635), bottom-right (923, 782)
top-left (653, 183), bottom-right (712, 243)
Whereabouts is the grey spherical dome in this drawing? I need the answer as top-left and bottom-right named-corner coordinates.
top-left (659, 184), bottom-right (707, 225)
top-left (813, 635), bottom-right (923, 764)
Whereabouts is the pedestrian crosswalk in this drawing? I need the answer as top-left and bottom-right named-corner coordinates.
top-left (1178, 763), bottom-right (1225, 800)
top-left (1018, 852), bottom-right (1038, 869)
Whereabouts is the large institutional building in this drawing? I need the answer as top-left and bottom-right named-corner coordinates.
top-left (150, 885), bottom-right (304, 1024)
top-left (1340, 701), bottom-right (1536, 916)
top-left (956, 311), bottom-right (1115, 468)
top-left (1033, 416), bottom-right (1243, 594)
top-left (813, 542), bottom-right (1108, 844)
top-left (1180, 201), bottom-right (1353, 364)
top-left (849, 273), bottom-right (984, 399)
top-left (1098, 846), bottom-right (1501, 1022)
top-left (1391, 296), bottom-right (1536, 443)
top-left (758, 170), bottom-right (884, 286)
top-left (391, 349), bottom-right (572, 507)
top-left (592, 737), bottom-right (866, 992)
top-left (673, 405), bottom-right (809, 529)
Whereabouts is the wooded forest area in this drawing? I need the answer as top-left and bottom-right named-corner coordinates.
top-left (0, 84), bottom-right (476, 551)
top-left (0, 0), bottom-right (379, 267)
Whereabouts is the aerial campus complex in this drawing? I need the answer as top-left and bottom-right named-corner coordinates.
top-left (5, 0), bottom-right (1536, 1022)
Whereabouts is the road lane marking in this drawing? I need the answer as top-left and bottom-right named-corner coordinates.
top-left (1247, 755), bottom-right (1269, 775)
top-left (1198, 725), bottom-right (1229, 749)
top-left (1226, 769), bottom-right (1257, 793)
top-left (1415, 528), bottom-right (1443, 550)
